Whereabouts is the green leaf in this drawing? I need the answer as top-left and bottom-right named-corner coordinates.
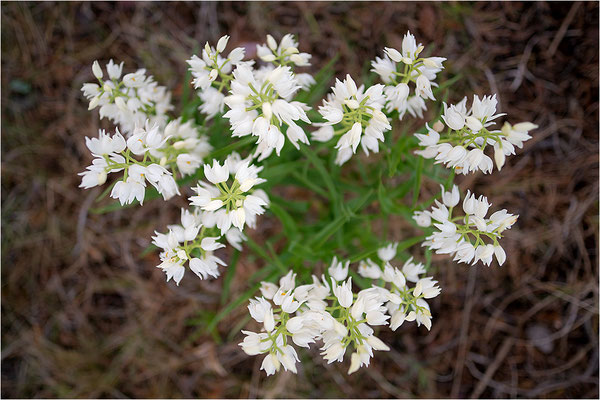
top-left (412, 156), bottom-right (424, 207)
top-left (299, 144), bottom-right (340, 206)
top-left (269, 202), bottom-right (298, 237)
top-left (220, 249), bottom-right (240, 305)
top-left (308, 214), bottom-right (349, 249)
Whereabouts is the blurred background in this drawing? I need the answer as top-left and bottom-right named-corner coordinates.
top-left (2, 2), bottom-right (598, 398)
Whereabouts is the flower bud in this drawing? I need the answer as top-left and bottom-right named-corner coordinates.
top-left (432, 120), bottom-right (444, 132)
top-left (266, 34), bottom-right (277, 51)
top-left (88, 94), bottom-right (101, 110)
top-left (216, 35), bottom-right (229, 53)
top-left (92, 60), bottom-right (103, 80)
top-left (204, 42), bottom-right (213, 58)
top-left (262, 102), bottom-right (273, 121)
top-left (102, 83), bottom-right (113, 94)
top-left (344, 99), bottom-right (360, 109)
top-left (384, 47), bottom-right (402, 62)
top-left (97, 171), bottom-right (107, 186)
top-left (493, 142), bottom-right (506, 171)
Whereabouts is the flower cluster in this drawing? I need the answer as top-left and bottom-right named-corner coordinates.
top-left (189, 152), bottom-right (269, 235)
top-left (152, 209), bottom-right (227, 285)
top-left (78, 123), bottom-right (178, 204)
top-left (187, 35), bottom-right (247, 119)
top-left (224, 63), bottom-right (312, 160)
top-left (414, 95), bottom-right (538, 174)
top-left (78, 118), bottom-right (212, 205)
top-left (414, 184), bottom-right (518, 266)
top-left (314, 74), bottom-right (391, 165)
top-left (82, 60), bottom-right (173, 135)
top-left (371, 31), bottom-right (446, 119)
top-left (187, 34), bottom-right (315, 160)
top-left (240, 250), bottom-right (440, 376)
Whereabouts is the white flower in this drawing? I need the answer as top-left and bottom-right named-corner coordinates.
top-left (110, 165), bottom-right (147, 205)
top-left (416, 75), bottom-right (435, 101)
top-left (383, 83), bottom-right (410, 114)
top-left (474, 244), bottom-right (495, 266)
top-left (79, 164), bottom-right (108, 189)
top-left (85, 128), bottom-right (126, 156)
top-left (414, 277), bottom-right (441, 299)
top-left (318, 74), bottom-right (390, 165)
top-left (176, 153), bottom-right (201, 176)
top-left (371, 32), bottom-right (444, 120)
top-left (332, 278), bottom-right (353, 308)
top-left (442, 104), bottom-right (465, 131)
top-left (370, 54), bottom-right (396, 83)
top-left (311, 125), bottom-right (335, 142)
top-left (248, 297), bottom-right (275, 331)
top-left (502, 121), bottom-right (537, 148)
top-left (126, 121), bottom-right (168, 155)
top-left (328, 257), bottom-right (349, 281)
top-left (260, 282), bottom-right (279, 300)
top-left (321, 341), bottom-right (346, 364)
top-left (240, 330), bottom-right (270, 355)
top-left (358, 259), bottom-right (382, 279)
top-left (377, 242), bottom-right (398, 262)
top-left (256, 33), bottom-right (313, 68)
top-left (145, 163), bottom-right (180, 200)
top-left (440, 184), bottom-right (460, 207)
top-left (413, 210), bottom-right (432, 227)
top-left (106, 59), bottom-right (124, 80)
top-left (261, 353), bottom-right (280, 376)
top-left (471, 94), bottom-right (504, 122)
top-left (204, 159), bottom-right (229, 184)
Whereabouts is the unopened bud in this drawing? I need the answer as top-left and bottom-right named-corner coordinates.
top-left (262, 102), bottom-right (273, 120)
top-left (266, 34), bottom-right (277, 51)
top-left (432, 120), bottom-right (444, 132)
top-left (97, 171), bottom-right (107, 185)
top-left (159, 156), bottom-right (167, 166)
top-left (384, 47), bottom-right (402, 63)
top-left (289, 54), bottom-right (304, 65)
top-left (373, 109), bottom-right (388, 123)
top-left (102, 83), bottom-right (113, 94)
top-left (422, 58), bottom-right (440, 68)
top-left (216, 35), bottom-right (229, 53)
top-left (260, 54), bottom-right (277, 62)
top-left (208, 69), bottom-right (218, 81)
top-left (344, 99), bottom-right (360, 109)
top-left (88, 94), bottom-right (101, 110)
top-left (92, 60), bottom-right (103, 80)
top-left (173, 141), bottom-right (186, 150)
top-left (204, 42), bottom-right (212, 58)
top-left (494, 145), bottom-right (506, 171)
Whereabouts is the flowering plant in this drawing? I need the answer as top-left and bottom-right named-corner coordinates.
top-left (78, 32), bottom-right (536, 375)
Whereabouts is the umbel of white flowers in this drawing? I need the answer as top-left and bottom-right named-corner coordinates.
top-left (240, 248), bottom-right (441, 376)
top-left (77, 31), bottom-right (536, 377)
